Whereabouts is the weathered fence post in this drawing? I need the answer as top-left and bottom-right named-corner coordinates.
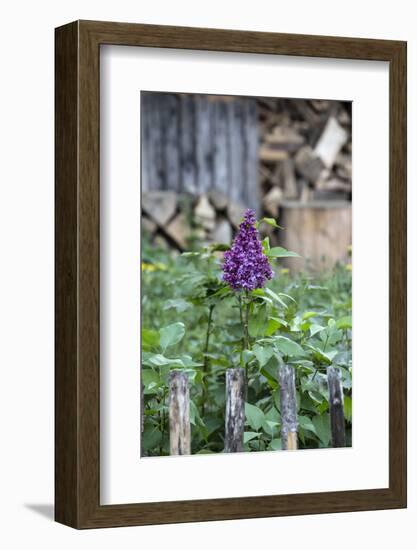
top-left (279, 364), bottom-right (298, 450)
top-left (169, 371), bottom-right (191, 455)
top-left (327, 366), bottom-right (346, 447)
top-left (224, 368), bottom-right (245, 453)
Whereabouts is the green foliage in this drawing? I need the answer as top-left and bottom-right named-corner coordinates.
top-left (141, 234), bottom-right (352, 456)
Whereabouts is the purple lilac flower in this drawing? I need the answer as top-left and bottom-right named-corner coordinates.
top-left (222, 209), bottom-right (273, 291)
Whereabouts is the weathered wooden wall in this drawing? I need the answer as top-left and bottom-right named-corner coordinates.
top-left (141, 92), bottom-right (259, 210)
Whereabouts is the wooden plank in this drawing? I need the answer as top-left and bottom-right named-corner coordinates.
top-left (243, 99), bottom-right (260, 212)
top-left (148, 92), bottom-right (164, 190)
top-left (179, 94), bottom-right (196, 193)
top-left (162, 93), bottom-right (180, 192)
top-left (279, 364), bottom-right (298, 450)
top-left (140, 91), bottom-right (151, 192)
top-left (228, 99), bottom-right (244, 203)
top-left (224, 368), bottom-right (245, 453)
top-left (169, 371), bottom-right (191, 455)
top-left (327, 366), bottom-right (346, 447)
top-left (195, 95), bottom-right (213, 193)
top-left (213, 99), bottom-right (229, 194)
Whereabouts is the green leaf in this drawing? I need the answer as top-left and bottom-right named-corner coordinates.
top-left (269, 439), bottom-right (282, 450)
top-left (264, 287), bottom-right (288, 308)
top-left (305, 344), bottom-right (333, 365)
top-left (302, 311), bottom-right (321, 321)
top-left (253, 344), bottom-right (274, 367)
top-left (208, 243), bottom-right (230, 252)
top-left (266, 317), bottom-right (287, 335)
top-left (163, 299), bottom-right (191, 313)
top-left (245, 403), bottom-right (265, 431)
top-left (262, 236), bottom-right (270, 253)
top-left (260, 363), bottom-right (279, 389)
top-left (267, 246), bottom-right (300, 259)
top-left (336, 316), bottom-right (352, 330)
top-left (310, 324), bottom-right (325, 337)
top-left (159, 322), bottom-right (185, 352)
top-left (142, 427), bottom-right (162, 452)
top-left (298, 415), bottom-right (316, 434)
top-left (344, 395), bottom-right (352, 422)
top-left (141, 369), bottom-right (160, 389)
top-left (259, 217), bottom-right (283, 230)
top-left (262, 420), bottom-right (279, 436)
top-left (144, 354), bottom-right (184, 368)
top-left (312, 413), bottom-right (331, 446)
top-left (274, 335), bottom-right (305, 358)
top-left (141, 329), bottom-right (160, 351)
top-left (189, 400), bottom-right (204, 427)
top-left (248, 304), bottom-right (268, 338)
top-left (244, 431), bottom-right (260, 443)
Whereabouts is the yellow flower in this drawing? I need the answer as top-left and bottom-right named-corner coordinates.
top-left (141, 261), bottom-right (167, 272)
top-left (280, 268), bottom-right (289, 275)
top-left (345, 263), bottom-right (352, 272)
top-left (141, 262), bottom-right (156, 272)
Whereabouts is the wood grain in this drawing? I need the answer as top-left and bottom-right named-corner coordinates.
top-left (55, 20), bottom-right (407, 529)
top-left (327, 366), bottom-right (347, 448)
top-left (224, 368), bottom-right (245, 453)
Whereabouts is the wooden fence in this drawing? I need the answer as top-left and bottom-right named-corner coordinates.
top-left (165, 364), bottom-right (346, 455)
top-left (141, 92), bottom-right (259, 211)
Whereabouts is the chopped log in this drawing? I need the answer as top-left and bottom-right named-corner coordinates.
top-left (327, 366), bottom-right (346, 447)
top-left (208, 189), bottom-right (228, 211)
top-left (142, 191), bottom-right (177, 227)
top-left (224, 368), bottom-right (245, 453)
top-left (314, 116), bottom-right (348, 169)
top-left (164, 213), bottom-right (191, 250)
top-left (194, 194), bottom-right (216, 231)
top-left (227, 202), bottom-right (246, 229)
top-left (279, 364), bottom-right (298, 450)
top-left (169, 371), bottom-right (191, 455)
top-left (259, 147), bottom-right (289, 162)
top-left (211, 217), bottom-right (232, 244)
top-left (264, 126), bottom-right (305, 151)
top-left (292, 99), bottom-right (321, 126)
top-left (281, 158), bottom-right (298, 199)
top-left (335, 153), bottom-right (352, 180)
top-left (279, 200), bottom-right (352, 271)
top-left (310, 99), bottom-right (331, 113)
top-left (142, 215), bottom-right (157, 235)
top-left (294, 145), bottom-right (325, 184)
top-left (263, 187), bottom-right (283, 217)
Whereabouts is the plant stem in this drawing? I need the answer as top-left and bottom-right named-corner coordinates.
top-left (243, 290), bottom-right (250, 351)
top-left (202, 304), bottom-right (214, 416)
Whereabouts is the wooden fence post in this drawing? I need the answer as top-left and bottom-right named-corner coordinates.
top-left (327, 366), bottom-right (346, 447)
top-left (224, 368), bottom-right (245, 453)
top-left (279, 364), bottom-right (298, 450)
top-left (169, 371), bottom-right (191, 455)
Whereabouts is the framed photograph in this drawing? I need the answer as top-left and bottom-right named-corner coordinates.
top-left (55, 20), bottom-right (406, 528)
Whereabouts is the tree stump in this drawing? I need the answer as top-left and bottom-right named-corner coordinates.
top-left (224, 368), bottom-right (245, 453)
top-left (327, 366), bottom-right (346, 447)
top-left (279, 364), bottom-right (298, 450)
top-left (169, 371), bottom-right (191, 455)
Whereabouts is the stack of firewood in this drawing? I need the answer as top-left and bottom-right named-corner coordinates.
top-left (257, 97), bottom-right (352, 218)
top-left (142, 190), bottom-right (247, 251)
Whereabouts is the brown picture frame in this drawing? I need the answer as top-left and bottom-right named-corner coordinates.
top-left (55, 20), bottom-right (407, 529)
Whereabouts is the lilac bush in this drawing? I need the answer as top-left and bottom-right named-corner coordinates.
top-left (222, 209), bottom-right (273, 291)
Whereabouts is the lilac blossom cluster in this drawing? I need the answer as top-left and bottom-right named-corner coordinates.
top-left (222, 209), bottom-right (273, 291)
